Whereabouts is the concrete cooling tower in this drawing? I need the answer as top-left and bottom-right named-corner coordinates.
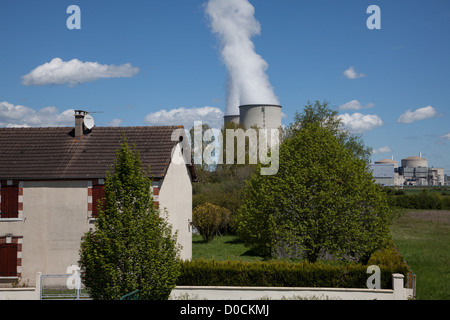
top-left (224, 104), bottom-right (282, 129)
top-left (223, 115), bottom-right (240, 126)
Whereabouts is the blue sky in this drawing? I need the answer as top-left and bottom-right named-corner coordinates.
top-left (1, 0), bottom-right (449, 172)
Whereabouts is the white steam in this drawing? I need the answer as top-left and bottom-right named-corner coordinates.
top-left (205, 0), bottom-right (279, 116)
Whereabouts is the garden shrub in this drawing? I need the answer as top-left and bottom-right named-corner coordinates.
top-left (193, 203), bottom-right (231, 242)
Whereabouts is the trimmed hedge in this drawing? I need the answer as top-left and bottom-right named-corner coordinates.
top-left (177, 247), bottom-right (409, 290)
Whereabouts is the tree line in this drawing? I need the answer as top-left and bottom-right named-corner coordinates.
top-left (385, 188), bottom-right (450, 210)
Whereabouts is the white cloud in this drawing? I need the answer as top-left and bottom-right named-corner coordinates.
top-left (372, 146), bottom-right (393, 155)
top-left (339, 100), bottom-right (375, 111)
top-left (107, 119), bottom-right (123, 127)
top-left (339, 112), bottom-right (383, 133)
top-left (440, 133), bottom-right (450, 140)
top-left (397, 106), bottom-right (438, 124)
top-left (22, 58), bottom-right (139, 87)
top-left (144, 106), bottom-right (224, 129)
top-left (0, 101), bottom-right (74, 127)
top-left (343, 66), bottom-right (366, 79)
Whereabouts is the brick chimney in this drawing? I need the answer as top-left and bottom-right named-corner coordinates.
top-left (74, 110), bottom-right (87, 138)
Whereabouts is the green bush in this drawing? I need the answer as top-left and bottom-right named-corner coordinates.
top-left (385, 188), bottom-right (450, 210)
top-left (193, 203), bottom-right (231, 242)
top-left (177, 247), bottom-right (409, 289)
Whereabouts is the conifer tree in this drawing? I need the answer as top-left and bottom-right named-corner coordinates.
top-left (79, 136), bottom-right (180, 300)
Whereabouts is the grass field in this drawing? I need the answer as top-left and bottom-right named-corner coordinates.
top-left (192, 234), bottom-right (264, 262)
top-left (390, 210), bottom-right (450, 300)
top-left (193, 210), bottom-right (450, 300)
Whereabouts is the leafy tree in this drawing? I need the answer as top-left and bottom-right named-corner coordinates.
top-left (288, 100), bottom-right (372, 163)
top-left (79, 137), bottom-right (180, 300)
top-left (193, 203), bottom-right (231, 242)
top-left (235, 122), bottom-right (392, 263)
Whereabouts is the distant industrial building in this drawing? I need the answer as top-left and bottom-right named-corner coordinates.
top-left (370, 154), bottom-right (445, 187)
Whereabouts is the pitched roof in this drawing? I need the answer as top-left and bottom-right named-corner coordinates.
top-left (0, 126), bottom-right (197, 181)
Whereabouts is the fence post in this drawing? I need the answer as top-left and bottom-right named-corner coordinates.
top-left (392, 273), bottom-right (405, 300)
top-left (35, 272), bottom-right (42, 300)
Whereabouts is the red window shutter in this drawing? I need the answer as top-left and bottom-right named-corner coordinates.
top-left (0, 188), bottom-right (6, 218)
top-left (8, 187), bottom-right (19, 218)
top-left (7, 244), bottom-right (18, 276)
top-left (92, 185), bottom-right (105, 218)
top-left (0, 243), bottom-right (18, 277)
top-left (1, 186), bottom-right (19, 219)
top-left (0, 244), bottom-right (7, 276)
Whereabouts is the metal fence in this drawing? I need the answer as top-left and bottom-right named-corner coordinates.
top-left (40, 274), bottom-right (90, 300)
top-left (120, 290), bottom-right (141, 300)
top-left (406, 269), bottom-right (417, 299)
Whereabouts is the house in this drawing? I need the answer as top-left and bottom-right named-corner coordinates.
top-left (0, 111), bottom-right (197, 287)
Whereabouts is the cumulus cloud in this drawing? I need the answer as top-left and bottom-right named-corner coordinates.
top-left (339, 100), bottom-right (375, 111)
top-left (339, 112), bottom-right (383, 133)
top-left (107, 119), bottom-right (123, 127)
top-left (144, 106), bottom-right (224, 129)
top-left (372, 146), bottom-right (393, 155)
top-left (440, 133), bottom-right (450, 140)
top-left (0, 101), bottom-right (74, 127)
top-left (22, 58), bottom-right (139, 87)
top-left (343, 66), bottom-right (366, 79)
top-left (397, 106), bottom-right (437, 124)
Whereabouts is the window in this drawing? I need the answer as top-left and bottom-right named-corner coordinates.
top-left (92, 184), bottom-right (105, 218)
top-left (0, 242), bottom-right (18, 277)
top-left (0, 183), bottom-right (19, 219)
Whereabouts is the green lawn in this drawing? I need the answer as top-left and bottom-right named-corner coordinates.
top-left (192, 234), bottom-right (264, 262)
top-left (390, 210), bottom-right (450, 300)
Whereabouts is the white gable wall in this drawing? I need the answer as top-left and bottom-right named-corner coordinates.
top-left (159, 144), bottom-right (193, 261)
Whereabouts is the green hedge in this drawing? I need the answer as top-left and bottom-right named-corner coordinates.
top-left (177, 247), bottom-right (409, 290)
top-left (385, 189), bottom-right (450, 210)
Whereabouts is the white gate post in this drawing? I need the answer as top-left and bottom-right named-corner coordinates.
top-left (35, 272), bottom-right (42, 300)
top-left (392, 273), bottom-right (405, 300)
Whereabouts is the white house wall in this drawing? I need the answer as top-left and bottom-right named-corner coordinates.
top-left (0, 180), bottom-right (90, 287)
top-left (159, 144), bottom-right (193, 261)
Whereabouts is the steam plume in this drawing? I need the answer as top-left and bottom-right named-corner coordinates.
top-left (205, 0), bottom-right (279, 116)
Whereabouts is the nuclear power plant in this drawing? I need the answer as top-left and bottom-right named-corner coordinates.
top-left (224, 104), bottom-right (282, 129)
top-left (370, 153), bottom-right (445, 186)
